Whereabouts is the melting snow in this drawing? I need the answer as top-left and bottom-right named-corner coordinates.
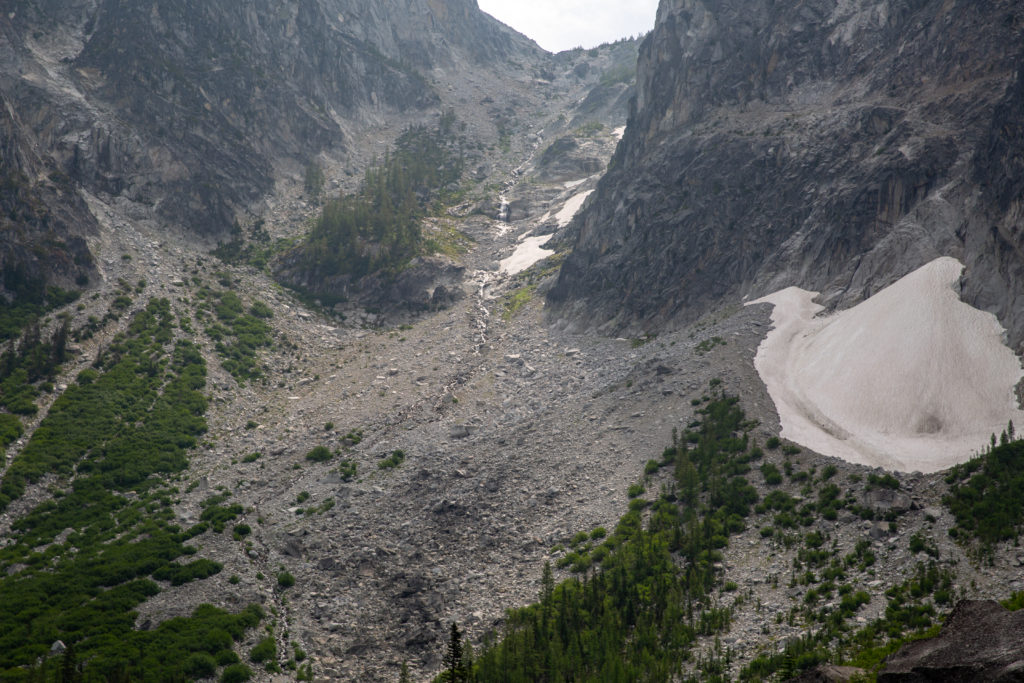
top-left (555, 190), bottom-right (594, 228)
top-left (613, 126), bottom-right (626, 140)
top-left (749, 257), bottom-right (1024, 472)
top-left (500, 234), bottom-right (554, 276)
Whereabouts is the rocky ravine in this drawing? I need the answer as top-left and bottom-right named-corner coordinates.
top-left (5, 99), bottom-right (1024, 683)
top-left (3, 2), bottom-right (1024, 682)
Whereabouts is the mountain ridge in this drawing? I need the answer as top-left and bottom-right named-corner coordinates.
top-left (548, 0), bottom-right (1024, 347)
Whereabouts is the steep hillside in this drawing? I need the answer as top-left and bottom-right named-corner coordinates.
top-left (0, 0), bottom-right (540, 299)
top-left (548, 0), bottom-right (1024, 347)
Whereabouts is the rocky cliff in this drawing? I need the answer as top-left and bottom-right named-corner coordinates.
top-left (878, 600), bottom-right (1024, 681)
top-left (548, 0), bottom-right (1024, 347)
top-left (0, 0), bottom-right (539, 298)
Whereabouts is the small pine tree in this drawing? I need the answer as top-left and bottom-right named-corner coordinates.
top-left (1010, 420), bottom-right (1016, 441)
top-left (398, 661), bottom-right (411, 683)
top-left (540, 561), bottom-right (554, 604)
top-left (443, 622), bottom-right (465, 682)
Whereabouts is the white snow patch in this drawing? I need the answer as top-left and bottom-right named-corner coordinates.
top-left (564, 178), bottom-right (588, 189)
top-left (749, 257), bottom-right (1024, 472)
top-left (500, 234), bottom-right (554, 276)
top-left (613, 126), bottom-right (626, 140)
top-left (555, 190), bottom-right (594, 228)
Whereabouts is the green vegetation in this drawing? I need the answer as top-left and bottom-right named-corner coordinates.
top-left (599, 61), bottom-right (637, 87)
top-left (201, 290), bottom-right (273, 383)
top-left (500, 285), bottom-right (536, 321)
top-left (0, 412), bottom-right (23, 448)
top-left (213, 218), bottom-right (298, 272)
top-left (945, 440), bottom-right (1024, 553)
top-left (0, 299), bottom-right (264, 680)
top-left (250, 636), bottom-right (276, 663)
top-left (341, 427), bottom-right (364, 446)
top-left (760, 462), bottom-right (783, 486)
top-left (471, 388), bottom-right (762, 681)
top-left (306, 445), bottom-right (333, 463)
top-left (695, 336), bottom-right (726, 355)
top-left (0, 318), bottom-right (70, 416)
top-left (573, 121), bottom-right (606, 137)
top-left (867, 473), bottom-right (900, 490)
top-left (741, 562), bottom-right (952, 680)
top-left (304, 161), bottom-right (325, 198)
top-left (220, 662), bottom-right (254, 683)
top-left (288, 113), bottom-right (465, 289)
top-left (0, 264), bottom-right (78, 342)
top-left (378, 449), bottom-right (406, 470)
top-left (338, 459), bottom-right (358, 481)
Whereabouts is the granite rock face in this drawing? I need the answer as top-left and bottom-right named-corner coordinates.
top-left (0, 0), bottom-right (538, 297)
top-left (548, 0), bottom-right (1024, 347)
top-left (879, 600), bottom-right (1024, 681)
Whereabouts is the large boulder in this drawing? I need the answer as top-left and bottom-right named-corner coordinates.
top-left (879, 600), bottom-right (1024, 681)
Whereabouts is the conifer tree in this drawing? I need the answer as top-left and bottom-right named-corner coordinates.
top-left (443, 622), bottom-right (465, 682)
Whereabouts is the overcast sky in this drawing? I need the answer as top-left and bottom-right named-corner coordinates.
top-left (477, 0), bottom-right (659, 53)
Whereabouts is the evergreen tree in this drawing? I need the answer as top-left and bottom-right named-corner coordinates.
top-left (443, 622), bottom-right (465, 682)
top-left (399, 660), bottom-right (411, 683)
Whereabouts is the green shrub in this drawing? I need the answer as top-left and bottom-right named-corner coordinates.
top-left (152, 559), bottom-right (223, 586)
top-left (868, 473), bottom-right (900, 490)
top-left (0, 413), bottom-right (22, 447)
top-left (378, 449), bottom-right (406, 469)
top-left (338, 459), bottom-right (357, 481)
top-left (241, 452), bottom-right (261, 463)
top-left (184, 652), bottom-right (217, 679)
top-left (250, 637), bottom-right (276, 663)
top-left (221, 663), bottom-right (253, 683)
top-left (277, 571), bottom-right (296, 588)
top-left (305, 446), bottom-right (333, 462)
top-left (216, 650), bottom-right (241, 665)
top-left (766, 436), bottom-right (781, 449)
top-left (627, 483), bottom-right (645, 499)
top-left (761, 462), bottom-right (783, 486)
top-left (249, 301), bottom-right (274, 319)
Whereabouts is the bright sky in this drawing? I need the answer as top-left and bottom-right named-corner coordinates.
top-left (477, 0), bottom-right (659, 53)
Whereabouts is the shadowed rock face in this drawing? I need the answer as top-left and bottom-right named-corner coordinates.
top-left (878, 600), bottom-right (1024, 682)
top-left (0, 0), bottom-right (539, 296)
top-left (548, 0), bottom-right (1024, 347)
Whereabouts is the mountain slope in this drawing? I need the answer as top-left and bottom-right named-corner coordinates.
top-left (548, 0), bottom-right (1024, 346)
top-left (0, 0), bottom-right (541, 300)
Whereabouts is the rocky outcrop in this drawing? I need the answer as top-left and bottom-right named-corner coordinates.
top-left (548, 0), bottom-right (1024, 346)
top-left (879, 600), bottom-right (1024, 681)
top-left (276, 253), bottom-right (467, 314)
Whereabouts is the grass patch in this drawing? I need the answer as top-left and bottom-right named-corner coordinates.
top-left (500, 285), bottom-right (537, 321)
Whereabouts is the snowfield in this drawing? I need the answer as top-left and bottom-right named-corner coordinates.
top-left (750, 257), bottom-right (1024, 472)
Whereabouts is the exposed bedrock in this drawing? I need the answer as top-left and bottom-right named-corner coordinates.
top-left (548, 0), bottom-right (1024, 348)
